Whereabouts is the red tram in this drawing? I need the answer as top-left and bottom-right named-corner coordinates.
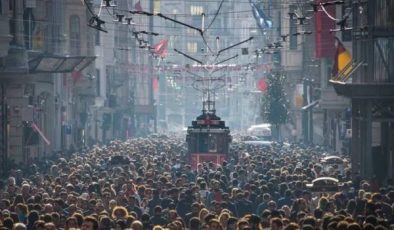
top-left (186, 111), bottom-right (232, 169)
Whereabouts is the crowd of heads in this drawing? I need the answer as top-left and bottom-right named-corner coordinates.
top-left (0, 136), bottom-right (394, 230)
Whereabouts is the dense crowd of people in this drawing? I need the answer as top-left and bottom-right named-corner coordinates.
top-left (0, 136), bottom-right (393, 230)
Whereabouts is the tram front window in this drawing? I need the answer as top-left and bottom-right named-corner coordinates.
top-left (197, 134), bottom-right (217, 153)
top-left (208, 135), bottom-right (217, 152)
top-left (198, 134), bottom-right (208, 152)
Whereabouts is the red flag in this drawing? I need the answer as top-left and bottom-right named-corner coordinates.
top-left (153, 39), bottom-right (169, 58)
top-left (314, 0), bottom-right (336, 58)
top-left (135, 1), bottom-right (143, 11)
top-left (257, 78), bottom-right (268, 92)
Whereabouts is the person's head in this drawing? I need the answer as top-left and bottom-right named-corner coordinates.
top-left (327, 221), bottom-right (338, 230)
top-left (95, 202), bottom-right (105, 214)
top-left (271, 217), bottom-right (283, 230)
top-left (189, 217), bottom-right (201, 230)
top-left (198, 208), bottom-right (209, 221)
top-left (3, 217), bottom-right (14, 229)
top-left (218, 212), bottom-right (230, 228)
top-left (347, 222), bottom-right (362, 230)
top-left (43, 223), bottom-right (56, 230)
top-left (27, 210), bottom-right (39, 226)
top-left (11, 223), bottom-right (26, 230)
top-left (302, 216), bottom-right (317, 229)
top-left (81, 216), bottom-right (99, 230)
top-left (66, 217), bottom-right (78, 229)
top-left (317, 197), bottom-right (329, 211)
top-left (191, 202), bottom-right (200, 215)
top-left (268, 200), bottom-right (277, 210)
top-left (236, 219), bottom-right (250, 230)
top-left (130, 220), bottom-right (143, 230)
top-left (33, 220), bottom-right (46, 230)
top-left (108, 200), bottom-right (117, 210)
top-left (111, 206), bottom-right (128, 220)
top-left (13, 194), bottom-right (25, 205)
top-left (283, 222), bottom-right (300, 230)
top-left (72, 213), bottom-right (84, 227)
top-left (154, 205), bottom-right (162, 215)
top-left (98, 215), bottom-right (112, 230)
top-left (8, 177), bottom-right (16, 187)
top-left (336, 220), bottom-right (349, 230)
top-left (209, 219), bottom-right (223, 230)
top-left (226, 217), bottom-right (238, 230)
top-left (168, 209), bottom-right (178, 221)
top-left (115, 219), bottom-right (127, 230)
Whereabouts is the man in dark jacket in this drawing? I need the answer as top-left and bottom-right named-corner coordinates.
top-left (184, 203), bottom-right (201, 228)
top-left (234, 191), bottom-right (253, 218)
top-left (147, 189), bottom-right (162, 216)
top-left (150, 206), bottom-right (168, 226)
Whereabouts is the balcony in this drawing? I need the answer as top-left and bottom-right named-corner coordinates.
top-left (330, 81), bottom-right (394, 99)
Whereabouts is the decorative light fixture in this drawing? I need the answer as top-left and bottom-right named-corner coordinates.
top-left (88, 15), bottom-right (108, 33)
top-left (102, 0), bottom-right (116, 7)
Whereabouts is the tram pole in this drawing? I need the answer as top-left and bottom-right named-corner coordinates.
top-left (149, 0), bottom-right (157, 133)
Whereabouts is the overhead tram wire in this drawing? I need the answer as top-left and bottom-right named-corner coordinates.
top-left (77, 0), bottom-right (366, 48)
top-left (205, 0), bottom-right (225, 32)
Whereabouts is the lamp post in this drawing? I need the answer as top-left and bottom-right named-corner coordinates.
top-left (302, 78), bottom-right (316, 145)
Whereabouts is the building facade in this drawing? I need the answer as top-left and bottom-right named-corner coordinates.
top-left (332, 0), bottom-right (394, 181)
top-left (0, 0), bottom-right (95, 175)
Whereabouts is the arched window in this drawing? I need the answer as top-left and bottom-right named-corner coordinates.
top-left (70, 15), bottom-right (80, 55)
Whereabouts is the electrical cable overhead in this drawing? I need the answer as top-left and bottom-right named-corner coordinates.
top-left (98, 0), bottom-right (104, 16)
top-left (205, 0), bottom-right (225, 32)
top-left (83, 0), bottom-right (96, 16)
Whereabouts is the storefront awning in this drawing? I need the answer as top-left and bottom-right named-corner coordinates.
top-left (330, 80), bottom-right (394, 99)
top-left (28, 55), bottom-right (96, 73)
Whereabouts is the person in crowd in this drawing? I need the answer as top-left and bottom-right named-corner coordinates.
top-left (0, 136), bottom-right (392, 230)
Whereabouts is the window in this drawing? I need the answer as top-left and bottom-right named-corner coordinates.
top-left (70, 15), bottom-right (80, 55)
top-left (23, 8), bottom-right (34, 49)
top-left (0, 0), bottom-right (2, 15)
top-left (187, 42), bottom-right (197, 53)
top-left (190, 5), bottom-right (203, 15)
top-left (153, 0), bottom-right (160, 14)
top-left (208, 135), bottom-right (217, 152)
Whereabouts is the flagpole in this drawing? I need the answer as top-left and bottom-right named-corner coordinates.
top-left (149, 0), bottom-right (157, 133)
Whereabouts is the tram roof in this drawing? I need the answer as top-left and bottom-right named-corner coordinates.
top-left (187, 128), bottom-right (230, 133)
